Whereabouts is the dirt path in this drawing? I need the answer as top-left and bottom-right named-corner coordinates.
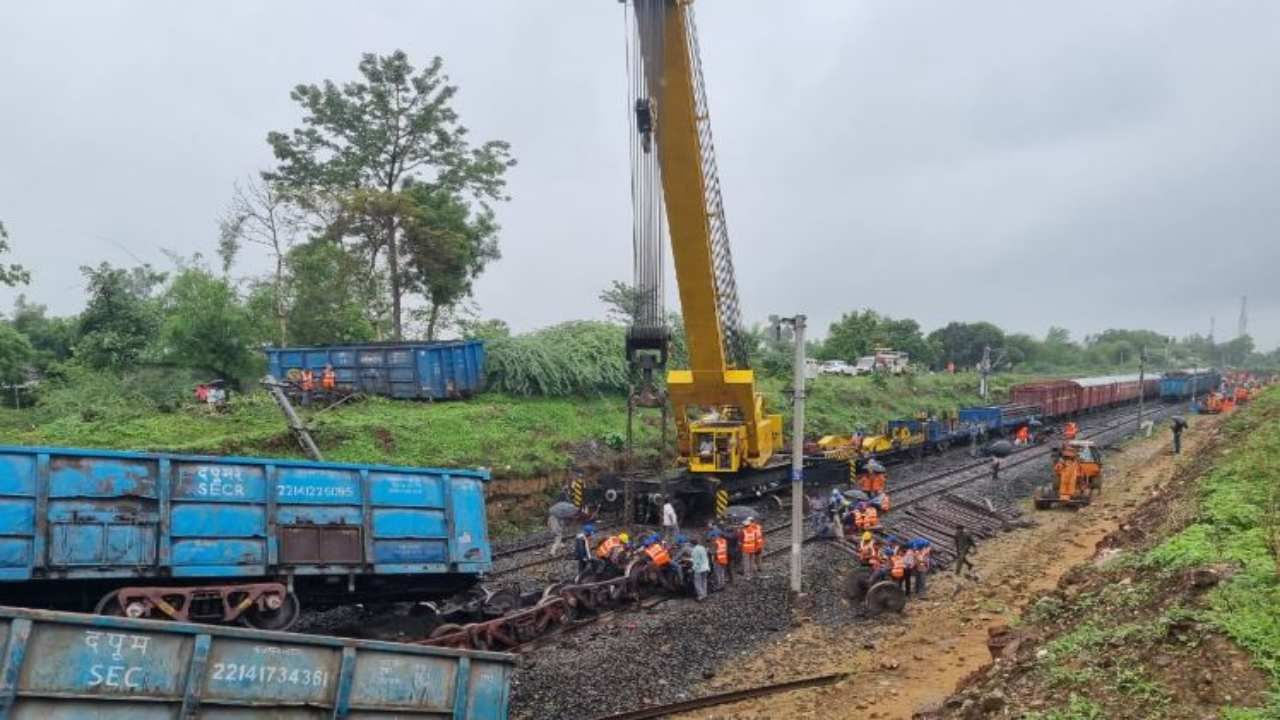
top-left (672, 417), bottom-right (1225, 720)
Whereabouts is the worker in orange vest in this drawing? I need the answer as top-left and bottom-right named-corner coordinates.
top-left (862, 503), bottom-right (879, 530)
top-left (299, 368), bottom-right (315, 406)
top-left (1015, 425), bottom-right (1031, 445)
top-left (1063, 421), bottom-right (1078, 441)
top-left (709, 529), bottom-right (730, 589)
top-left (857, 531), bottom-right (877, 565)
top-left (739, 518), bottom-right (764, 579)
top-left (321, 364), bottom-right (337, 391)
top-left (890, 547), bottom-right (907, 590)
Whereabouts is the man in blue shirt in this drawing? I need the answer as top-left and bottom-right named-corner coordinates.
top-left (690, 537), bottom-right (711, 601)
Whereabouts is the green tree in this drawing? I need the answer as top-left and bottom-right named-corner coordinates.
top-left (10, 295), bottom-right (76, 370)
top-left (0, 221), bottom-right (31, 287)
top-left (75, 263), bottom-right (165, 369)
top-left (266, 50), bottom-right (515, 339)
top-left (159, 268), bottom-right (259, 382)
top-left (927, 321), bottom-right (1005, 369)
top-left (457, 318), bottom-right (511, 342)
top-left (599, 280), bottom-right (648, 325)
top-left (283, 241), bottom-right (381, 345)
top-left (820, 310), bottom-right (881, 361)
top-left (0, 324), bottom-right (34, 387)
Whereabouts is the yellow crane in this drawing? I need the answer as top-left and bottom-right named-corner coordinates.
top-left (628, 0), bottom-right (782, 475)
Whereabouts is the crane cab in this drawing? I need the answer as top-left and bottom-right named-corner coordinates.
top-left (690, 422), bottom-right (743, 473)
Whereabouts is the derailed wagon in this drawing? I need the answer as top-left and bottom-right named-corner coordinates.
top-left (0, 604), bottom-right (513, 718)
top-left (0, 445), bottom-right (492, 630)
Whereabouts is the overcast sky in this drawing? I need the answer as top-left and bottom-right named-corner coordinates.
top-left (2, 1), bottom-right (1277, 350)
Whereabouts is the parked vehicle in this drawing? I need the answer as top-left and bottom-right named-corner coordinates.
top-left (819, 359), bottom-right (857, 376)
top-left (854, 349), bottom-right (910, 375)
top-left (0, 445), bottom-right (492, 630)
top-left (264, 341), bottom-right (486, 401)
top-left (0, 604), bottom-right (513, 718)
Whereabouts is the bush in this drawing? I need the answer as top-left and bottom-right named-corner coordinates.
top-left (485, 321), bottom-right (630, 396)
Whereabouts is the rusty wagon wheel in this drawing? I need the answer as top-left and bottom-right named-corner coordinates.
top-left (864, 581), bottom-right (907, 616)
top-left (240, 592), bottom-right (301, 632)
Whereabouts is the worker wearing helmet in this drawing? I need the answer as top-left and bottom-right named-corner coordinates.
top-left (829, 489), bottom-right (847, 540)
top-left (573, 523), bottom-right (595, 575)
top-left (708, 529), bottom-right (730, 590)
top-left (858, 530), bottom-right (876, 564)
top-left (913, 539), bottom-right (932, 597)
top-left (739, 517), bottom-right (764, 579)
top-left (594, 531), bottom-right (624, 569)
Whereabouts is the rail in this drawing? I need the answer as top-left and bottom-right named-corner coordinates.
top-left (589, 672), bottom-right (850, 720)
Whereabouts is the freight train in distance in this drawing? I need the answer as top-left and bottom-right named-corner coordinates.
top-left (593, 371), bottom-right (1181, 522)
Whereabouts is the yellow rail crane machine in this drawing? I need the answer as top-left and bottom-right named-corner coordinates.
top-left (602, 0), bottom-right (843, 522)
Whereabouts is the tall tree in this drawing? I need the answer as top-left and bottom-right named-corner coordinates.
top-left (266, 50), bottom-right (515, 339)
top-left (218, 178), bottom-right (302, 344)
top-left (75, 263), bottom-right (166, 370)
top-left (282, 240), bottom-right (382, 345)
top-left (927, 321), bottom-right (1005, 368)
top-left (159, 268), bottom-right (259, 382)
top-left (0, 324), bottom-right (34, 388)
top-left (10, 295), bottom-right (76, 370)
top-left (599, 280), bottom-right (648, 325)
top-left (0, 222), bottom-right (30, 288)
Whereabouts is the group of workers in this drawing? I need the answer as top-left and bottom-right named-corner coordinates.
top-left (294, 364), bottom-right (339, 407)
top-left (827, 462), bottom-right (891, 541)
top-left (855, 530), bottom-right (935, 596)
top-left (575, 513), bottom-right (768, 601)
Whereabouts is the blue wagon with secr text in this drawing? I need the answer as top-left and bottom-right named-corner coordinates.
top-left (0, 445), bottom-right (492, 630)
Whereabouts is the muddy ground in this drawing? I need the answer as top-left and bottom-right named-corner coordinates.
top-left (662, 413), bottom-right (1238, 719)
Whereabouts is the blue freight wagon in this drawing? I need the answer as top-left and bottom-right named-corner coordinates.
top-left (264, 341), bottom-right (486, 400)
top-left (0, 605), bottom-right (513, 718)
top-left (956, 403), bottom-right (1041, 434)
top-left (0, 445), bottom-right (492, 630)
top-left (1160, 368), bottom-right (1221, 402)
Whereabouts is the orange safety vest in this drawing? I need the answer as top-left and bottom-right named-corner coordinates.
top-left (864, 506), bottom-right (879, 529)
top-left (891, 555), bottom-right (905, 579)
top-left (321, 368), bottom-right (336, 390)
top-left (644, 543), bottom-right (670, 567)
top-left (596, 536), bottom-right (621, 560)
top-left (858, 540), bottom-right (875, 562)
top-left (741, 524), bottom-right (764, 554)
top-left (869, 473), bottom-right (886, 494)
top-left (851, 509), bottom-right (864, 530)
top-left (1017, 426), bottom-right (1030, 442)
top-left (1064, 422), bottom-right (1078, 440)
top-left (300, 369), bottom-right (315, 391)
top-left (713, 537), bottom-right (729, 566)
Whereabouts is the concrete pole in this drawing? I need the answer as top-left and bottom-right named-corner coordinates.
top-left (789, 315), bottom-right (807, 595)
top-left (1137, 346), bottom-right (1146, 432)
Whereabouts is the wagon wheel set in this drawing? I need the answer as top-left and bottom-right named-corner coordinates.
top-left (93, 583), bottom-right (303, 631)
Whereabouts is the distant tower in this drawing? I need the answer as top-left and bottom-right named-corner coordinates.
top-left (1238, 295), bottom-right (1248, 338)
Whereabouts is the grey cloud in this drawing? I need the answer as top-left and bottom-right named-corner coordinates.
top-left (0, 0), bottom-right (1276, 349)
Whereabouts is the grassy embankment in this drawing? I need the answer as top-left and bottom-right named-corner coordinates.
top-left (999, 389), bottom-right (1280, 719)
top-left (0, 371), bottom-right (1030, 477)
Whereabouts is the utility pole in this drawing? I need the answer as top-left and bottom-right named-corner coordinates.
top-left (772, 314), bottom-right (807, 595)
top-left (979, 345), bottom-right (991, 401)
top-left (1137, 346), bottom-right (1146, 433)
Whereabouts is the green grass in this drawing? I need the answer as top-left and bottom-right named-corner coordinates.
top-left (0, 370), bottom-right (1037, 476)
top-left (1144, 390), bottom-right (1280, 684)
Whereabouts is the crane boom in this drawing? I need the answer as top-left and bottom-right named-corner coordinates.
top-left (630, 0), bottom-right (781, 472)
